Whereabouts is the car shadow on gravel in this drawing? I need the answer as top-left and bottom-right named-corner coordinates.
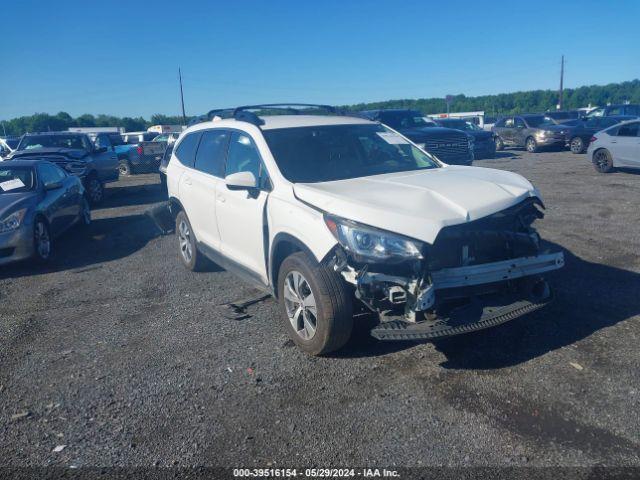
top-left (0, 213), bottom-right (164, 280)
top-left (96, 181), bottom-right (166, 210)
top-left (433, 241), bottom-right (640, 369)
top-left (336, 241), bottom-right (640, 365)
top-left (489, 151), bottom-right (521, 159)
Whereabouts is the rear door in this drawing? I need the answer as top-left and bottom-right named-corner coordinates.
top-left (514, 117), bottom-right (527, 146)
top-left (612, 122), bottom-right (640, 166)
top-left (501, 117), bottom-right (515, 144)
top-left (215, 131), bottom-right (270, 282)
top-left (184, 129), bottom-right (231, 250)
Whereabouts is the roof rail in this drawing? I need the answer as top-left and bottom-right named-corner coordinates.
top-left (188, 103), bottom-right (345, 129)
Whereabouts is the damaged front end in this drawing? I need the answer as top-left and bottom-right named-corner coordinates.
top-left (325, 198), bottom-right (564, 341)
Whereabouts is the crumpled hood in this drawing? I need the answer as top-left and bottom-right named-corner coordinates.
top-left (10, 148), bottom-right (89, 161)
top-left (293, 166), bottom-right (540, 244)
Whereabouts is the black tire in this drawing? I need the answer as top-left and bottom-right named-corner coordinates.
top-left (495, 136), bottom-right (504, 151)
top-left (525, 136), bottom-right (538, 153)
top-left (80, 197), bottom-right (91, 227)
top-left (119, 161), bottom-right (132, 176)
top-left (85, 174), bottom-right (104, 205)
top-left (175, 210), bottom-right (208, 271)
top-left (159, 173), bottom-right (168, 197)
top-left (569, 136), bottom-right (585, 154)
top-left (277, 251), bottom-right (353, 356)
top-left (33, 217), bottom-right (52, 263)
top-left (593, 148), bottom-right (614, 173)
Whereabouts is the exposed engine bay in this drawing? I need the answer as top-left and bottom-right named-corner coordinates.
top-left (330, 198), bottom-right (565, 339)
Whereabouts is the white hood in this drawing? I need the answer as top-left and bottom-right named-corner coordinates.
top-left (293, 166), bottom-right (541, 244)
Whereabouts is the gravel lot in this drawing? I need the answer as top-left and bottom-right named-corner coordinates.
top-left (1, 149), bottom-right (639, 470)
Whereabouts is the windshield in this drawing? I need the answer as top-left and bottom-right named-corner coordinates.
top-left (6, 139), bottom-right (19, 149)
top-left (525, 116), bottom-right (556, 128)
top-left (379, 113), bottom-right (433, 130)
top-left (18, 134), bottom-right (90, 151)
top-left (263, 124), bottom-right (440, 183)
top-left (0, 166), bottom-right (36, 193)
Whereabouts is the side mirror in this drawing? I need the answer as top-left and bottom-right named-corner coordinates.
top-left (225, 171), bottom-right (257, 190)
top-left (45, 181), bottom-right (63, 191)
top-left (95, 146), bottom-right (108, 153)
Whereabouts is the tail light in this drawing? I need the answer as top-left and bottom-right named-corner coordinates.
top-left (136, 146), bottom-right (143, 155)
top-left (590, 136), bottom-right (597, 143)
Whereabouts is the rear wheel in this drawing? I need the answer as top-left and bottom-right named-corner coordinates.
top-left (119, 161), bottom-right (132, 176)
top-left (33, 217), bottom-right (51, 263)
top-left (525, 136), bottom-right (538, 153)
top-left (569, 136), bottom-right (585, 154)
top-left (175, 210), bottom-right (208, 271)
top-left (593, 149), bottom-right (614, 173)
top-left (278, 252), bottom-right (353, 356)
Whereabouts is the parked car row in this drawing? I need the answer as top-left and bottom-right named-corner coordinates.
top-left (491, 106), bottom-right (640, 174)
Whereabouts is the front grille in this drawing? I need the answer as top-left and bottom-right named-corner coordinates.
top-left (423, 133), bottom-right (471, 163)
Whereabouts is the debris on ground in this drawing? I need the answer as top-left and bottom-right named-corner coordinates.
top-left (11, 411), bottom-right (31, 421)
top-left (570, 362), bottom-right (584, 371)
top-left (52, 445), bottom-right (66, 453)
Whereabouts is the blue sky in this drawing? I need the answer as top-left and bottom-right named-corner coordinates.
top-left (2, 0), bottom-right (639, 119)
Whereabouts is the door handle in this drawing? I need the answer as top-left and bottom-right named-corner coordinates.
top-left (184, 177), bottom-right (192, 185)
top-left (217, 194), bottom-right (226, 203)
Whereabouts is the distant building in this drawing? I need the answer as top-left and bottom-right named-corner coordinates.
top-left (147, 125), bottom-right (185, 134)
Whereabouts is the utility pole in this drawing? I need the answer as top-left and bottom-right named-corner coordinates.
top-left (179, 67), bottom-right (187, 125)
top-left (558, 55), bottom-right (565, 110)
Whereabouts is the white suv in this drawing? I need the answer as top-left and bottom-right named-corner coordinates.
top-left (166, 104), bottom-right (564, 355)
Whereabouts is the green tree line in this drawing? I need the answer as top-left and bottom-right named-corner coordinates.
top-left (2, 80), bottom-right (639, 136)
top-left (344, 79), bottom-right (640, 116)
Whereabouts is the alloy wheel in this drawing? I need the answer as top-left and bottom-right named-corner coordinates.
top-left (594, 150), bottom-right (612, 172)
top-left (283, 270), bottom-right (318, 340)
top-left (178, 219), bottom-right (193, 263)
top-left (35, 221), bottom-right (51, 260)
top-left (570, 137), bottom-right (583, 154)
top-left (526, 138), bottom-right (536, 152)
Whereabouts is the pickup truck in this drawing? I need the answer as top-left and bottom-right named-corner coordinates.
top-left (8, 132), bottom-right (119, 204)
top-left (91, 131), bottom-right (166, 176)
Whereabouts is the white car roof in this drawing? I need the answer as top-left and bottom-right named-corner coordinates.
top-left (187, 114), bottom-right (374, 134)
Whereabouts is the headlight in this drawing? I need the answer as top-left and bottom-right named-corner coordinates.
top-left (324, 215), bottom-right (424, 263)
top-left (536, 130), bottom-right (548, 137)
top-left (0, 208), bottom-right (27, 233)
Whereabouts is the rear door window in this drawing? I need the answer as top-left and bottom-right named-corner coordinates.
top-left (193, 130), bottom-right (230, 177)
top-left (174, 132), bottom-right (202, 167)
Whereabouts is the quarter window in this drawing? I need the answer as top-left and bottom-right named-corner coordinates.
top-left (174, 132), bottom-right (202, 167)
top-left (194, 130), bottom-right (229, 177)
top-left (616, 123), bottom-right (639, 137)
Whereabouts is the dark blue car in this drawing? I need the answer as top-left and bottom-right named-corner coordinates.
top-left (0, 159), bottom-right (91, 265)
top-left (433, 118), bottom-right (497, 159)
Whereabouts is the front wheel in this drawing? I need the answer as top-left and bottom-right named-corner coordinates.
top-left (495, 136), bottom-right (504, 151)
top-left (278, 252), bottom-right (353, 356)
top-left (33, 218), bottom-right (51, 263)
top-left (80, 197), bottom-right (91, 227)
top-left (593, 149), bottom-right (614, 173)
top-left (570, 136), bottom-right (585, 154)
top-left (525, 137), bottom-right (538, 153)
